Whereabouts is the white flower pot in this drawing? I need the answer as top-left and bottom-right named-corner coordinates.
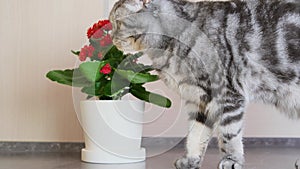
top-left (80, 100), bottom-right (146, 164)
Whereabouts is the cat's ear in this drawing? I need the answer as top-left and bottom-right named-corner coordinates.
top-left (122, 0), bottom-right (144, 13)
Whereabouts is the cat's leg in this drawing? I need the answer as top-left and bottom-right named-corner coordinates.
top-left (217, 106), bottom-right (245, 169)
top-left (175, 101), bottom-right (217, 169)
top-left (184, 0), bottom-right (201, 2)
top-left (184, 0), bottom-right (230, 2)
top-left (175, 119), bottom-right (213, 169)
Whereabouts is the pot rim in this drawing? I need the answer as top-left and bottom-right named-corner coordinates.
top-left (80, 100), bottom-right (144, 104)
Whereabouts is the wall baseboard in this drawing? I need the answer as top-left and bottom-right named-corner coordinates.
top-left (1, 137), bottom-right (299, 153)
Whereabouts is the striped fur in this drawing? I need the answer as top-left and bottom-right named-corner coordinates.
top-left (109, 0), bottom-right (300, 168)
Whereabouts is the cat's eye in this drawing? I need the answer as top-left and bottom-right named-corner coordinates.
top-left (141, 0), bottom-right (151, 8)
top-left (140, 0), bottom-right (151, 7)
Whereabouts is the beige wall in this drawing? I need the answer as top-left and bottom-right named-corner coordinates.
top-left (0, 0), bottom-right (299, 142)
top-left (0, 0), bottom-right (108, 142)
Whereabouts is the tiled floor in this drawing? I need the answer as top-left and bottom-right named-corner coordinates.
top-left (0, 147), bottom-right (299, 169)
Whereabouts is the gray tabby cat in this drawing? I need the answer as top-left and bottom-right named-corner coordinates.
top-left (109, 0), bottom-right (300, 168)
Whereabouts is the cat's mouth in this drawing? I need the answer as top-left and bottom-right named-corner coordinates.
top-left (109, 18), bottom-right (132, 53)
top-left (110, 18), bottom-right (144, 54)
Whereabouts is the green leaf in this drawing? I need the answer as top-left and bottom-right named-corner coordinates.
top-left (46, 69), bottom-right (91, 87)
top-left (81, 82), bottom-right (101, 96)
top-left (119, 60), bottom-right (154, 73)
top-left (118, 52), bottom-right (154, 73)
top-left (81, 87), bottom-right (98, 96)
top-left (103, 78), bottom-right (130, 97)
top-left (130, 85), bottom-right (172, 108)
top-left (103, 81), bottom-right (124, 99)
top-left (115, 69), bottom-right (159, 84)
top-left (79, 61), bottom-right (106, 82)
top-left (125, 52), bottom-right (143, 60)
top-left (127, 63), bottom-right (154, 73)
top-left (106, 46), bottom-right (124, 58)
top-left (86, 95), bottom-right (94, 99)
top-left (71, 50), bottom-right (80, 56)
top-left (82, 87), bottom-right (96, 96)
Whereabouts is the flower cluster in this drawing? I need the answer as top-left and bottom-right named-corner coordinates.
top-left (79, 45), bottom-right (95, 61)
top-left (79, 20), bottom-right (114, 74)
top-left (87, 20), bottom-right (112, 38)
top-left (100, 35), bottom-right (113, 46)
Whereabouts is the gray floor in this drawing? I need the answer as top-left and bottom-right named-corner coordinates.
top-left (0, 147), bottom-right (299, 169)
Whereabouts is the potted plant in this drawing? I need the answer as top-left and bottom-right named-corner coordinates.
top-left (46, 20), bottom-right (171, 163)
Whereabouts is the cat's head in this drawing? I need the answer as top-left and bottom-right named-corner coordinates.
top-left (109, 0), bottom-right (158, 54)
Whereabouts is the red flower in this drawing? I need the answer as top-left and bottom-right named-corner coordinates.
top-left (102, 22), bottom-right (113, 31)
top-left (100, 63), bottom-right (112, 75)
top-left (79, 45), bottom-right (95, 61)
top-left (87, 20), bottom-right (111, 38)
top-left (100, 35), bottom-right (112, 46)
top-left (98, 52), bottom-right (103, 59)
top-left (92, 29), bottom-right (104, 39)
top-left (79, 46), bottom-right (87, 61)
top-left (79, 52), bottom-right (87, 61)
top-left (86, 45), bottom-right (95, 58)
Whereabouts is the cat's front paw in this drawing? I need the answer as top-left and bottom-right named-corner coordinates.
top-left (174, 156), bottom-right (201, 169)
top-left (218, 156), bottom-right (244, 169)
